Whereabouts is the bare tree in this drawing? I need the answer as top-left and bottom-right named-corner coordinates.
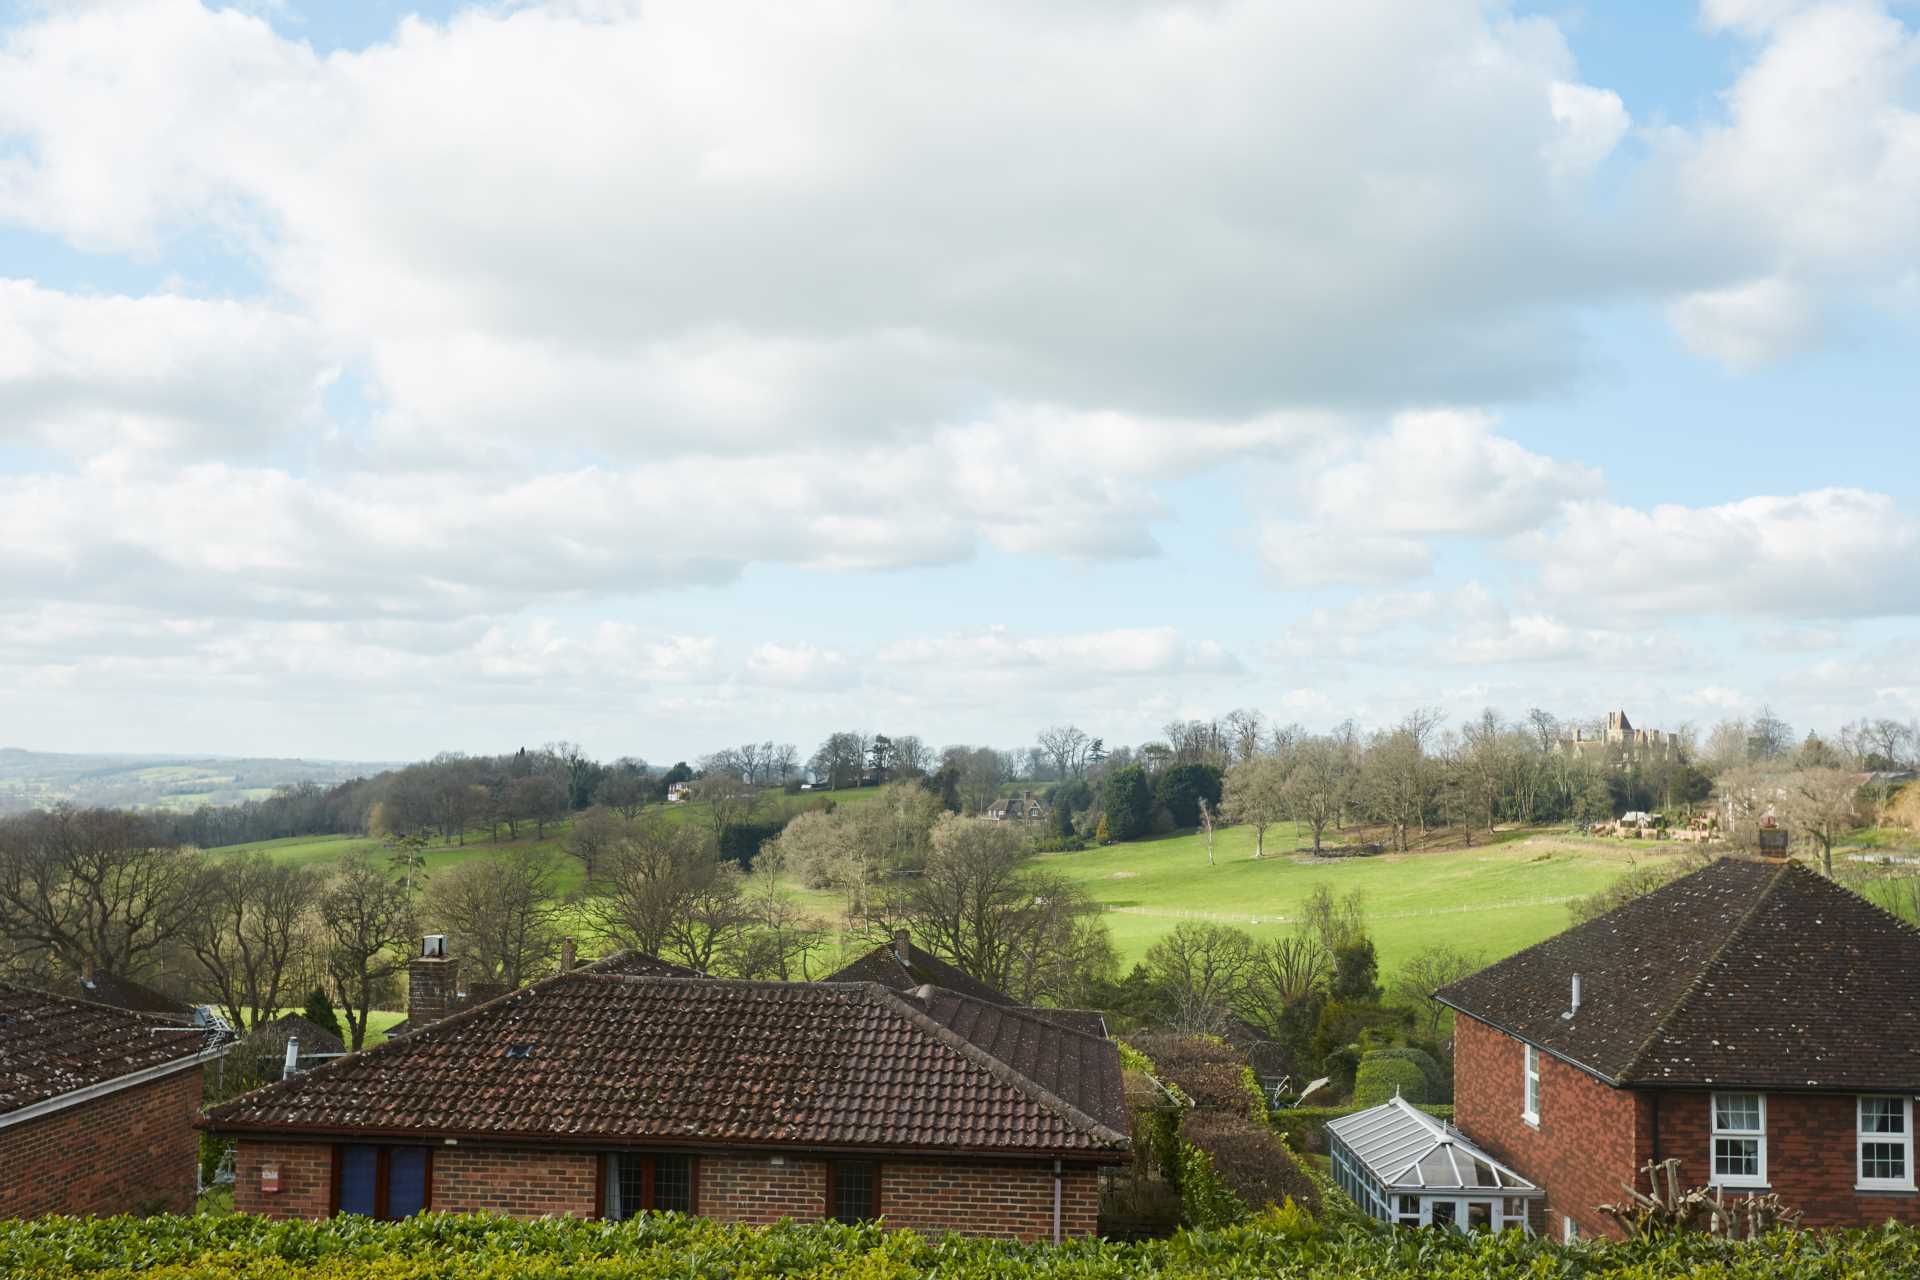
top-left (1297, 883), bottom-right (1368, 954)
top-left (585, 814), bottom-right (731, 966)
top-left (1222, 756), bottom-right (1289, 858)
top-left (1282, 738), bottom-right (1348, 853)
top-left (1036, 725), bottom-right (1090, 782)
top-left (1747, 706), bottom-right (1795, 761)
top-left (184, 852), bottom-right (320, 1030)
top-left (726, 847), bottom-right (828, 980)
top-left (1525, 708), bottom-right (1561, 754)
top-left (593, 770), bottom-right (651, 821)
top-left (1388, 944), bottom-right (1486, 1038)
top-left (695, 773), bottom-right (761, 842)
top-left (1143, 922), bottom-right (1254, 1034)
top-left (1460, 708), bottom-right (1508, 833)
top-left (320, 853), bottom-right (417, 1050)
top-left (1224, 709), bottom-right (1266, 764)
top-left (888, 736), bottom-right (930, 777)
top-left (424, 846), bottom-right (563, 987)
top-left (1239, 933), bottom-right (1331, 1039)
top-left (1196, 797), bottom-right (1216, 866)
top-left (884, 814), bottom-right (1112, 1004)
top-left (0, 806), bottom-right (201, 982)
top-left (1779, 768), bottom-right (1864, 877)
top-left (510, 774), bottom-right (569, 839)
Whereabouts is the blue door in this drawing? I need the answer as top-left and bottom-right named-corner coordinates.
top-left (386, 1147), bottom-right (429, 1218)
top-left (337, 1146), bottom-right (378, 1217)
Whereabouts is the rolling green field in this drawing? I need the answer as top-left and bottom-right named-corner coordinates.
top-left (219, 800), bottom-right (1680, 987)
top-left (1030, 824), bottom-right (1677, 972)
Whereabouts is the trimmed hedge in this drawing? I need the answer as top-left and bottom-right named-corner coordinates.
top-left (1270, 1103), bottom-right (1454, 1155)
top-left (1352, 1056), bottom-right (1428, 1107)
top-left (1179, 1108), bottom-right (1323, 1224)
top-left (1365, 1046), bottom-right (1449, 1102)
top-left (3, 1211), bottom-right (1919, 1279)
top-left (1123, 1035), bottom-right (1251, 1113)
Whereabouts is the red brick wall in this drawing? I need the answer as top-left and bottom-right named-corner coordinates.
top-left (1652, 1091), bottom-right (1920, 1230)
top-left (234, 1139), bottom-right (333, 1220)
top-left (433, 1147), bottom-right (598, 1217)
top-left (881, 1159), bottom-right (1101, 1241)
top-left (0, 1065), bottom-right (204, 1219)
top-left (700, 1153), bottom-right (827, 1224)
top-left (1452, 1016), bottom-right (1650, 1239)
top-left (232, 1141), bottom-right (1103, 1239)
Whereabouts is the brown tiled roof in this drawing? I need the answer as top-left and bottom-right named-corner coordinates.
top-left (1435, 857), bottom-right (1920, 1090)
top-left (203, 974), bottom-right (1130, 1159)
top-left (580, 951), bottom-right (700, 978)
top-left (0, 984), bottom-right (218, 1117)
top-left (1025, 1007), bottom-right (1110, 1039)
top-left (239, 1013), bottom-right (347, 1059)
top-left (907, 987), bottom-right (1125, 1134)
top-left (824, 940), bottom-right (1017, 1006)
top-left (51, 971), bottom-right (195, 1019)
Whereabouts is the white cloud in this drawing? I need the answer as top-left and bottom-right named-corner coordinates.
top-left (1523, 488), bottom-right (1920, 618)
top-left (1652, 1), bottom-right (1920, 363)
top-left (1666, 275), bottom-right (1817, 369)
top-left (0, 279), bottom-right (336, 456)
top-left (875, 626), bottom-right (1241, 683)
top-left (1546, 81), bottom-right (1630, 179)
top-left (1258, 524), bottom-right (1435, 589)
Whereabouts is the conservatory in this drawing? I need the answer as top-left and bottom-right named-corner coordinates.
top-left (1326, 1096), bottom-right (1541, 1233)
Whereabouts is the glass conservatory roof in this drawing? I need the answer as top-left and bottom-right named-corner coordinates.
top-left (1325, 1096), bottom-right (1540, 1195)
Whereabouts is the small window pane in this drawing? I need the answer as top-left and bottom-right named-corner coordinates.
top-left (1429, 1200), bottom-right (1457, 1229)
top-left (385, 1148), bottom-right (428, 1219)
top-left (1863, 1143), bottom-right (1907, 1182)
top-left (1862, 1098), bottom-right (1905, 1135)
top-left (1714, 1095), bottom-right (1761, 1133)
top-left (1714, 1137), bottom-right (1760, 1179)
top-left (337, 1145), bottom-right (378, 1217)
top-left (653, 1155), bottom-right (693, 1214)
top-left (832, 1161), bottom-right (877, 1223)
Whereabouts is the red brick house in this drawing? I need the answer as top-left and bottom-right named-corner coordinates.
top-left (1436, 857), bottom-right (1920, 1240)
top-left (201, 965), bottom-right (1129, 1241)
top-left (0, 983), bottom-right (228, 1217)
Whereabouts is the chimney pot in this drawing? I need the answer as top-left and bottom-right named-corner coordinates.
top-left (893, 929), bottom-right (911, 966)
top-left (422, 934), bottom-right (447, 958)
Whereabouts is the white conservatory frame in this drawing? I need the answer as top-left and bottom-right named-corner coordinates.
top-left (1327, 1096), bottom-right (1542, 1234)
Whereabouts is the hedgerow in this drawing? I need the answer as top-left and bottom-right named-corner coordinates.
top-left (3, 1212), bottom-right (1919, 1279)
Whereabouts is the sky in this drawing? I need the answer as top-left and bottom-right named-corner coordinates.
top-left (0, 0), bottom-right (1917, 764)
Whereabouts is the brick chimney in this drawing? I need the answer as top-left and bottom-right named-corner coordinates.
top-left (408, 934), bottom-right (457, 1029)
top-left (560, 936), bottom-right (577, 972)
top-left (892, 929), bottom-right (912, 967)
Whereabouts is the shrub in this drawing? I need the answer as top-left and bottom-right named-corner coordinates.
top-left (1178, 1108), bottom-right (1322, 1223)
top-left (1352, 1055), bottom-right (1428, 1106)
top-left (1365, 1046), bottom-right (1448, 1102)
top-left (1124, 1035), bottom-right (1250, 1112)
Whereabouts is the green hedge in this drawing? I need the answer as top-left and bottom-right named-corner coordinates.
top-left (2, 1211), bottom-right (1917, 1279)
top-left (1352, 1056), bottom-right (1428, 1107)
top-left (1364, 1046), bottom-right (1449, 1102)
top-left (1269, 1103), bottom-right (1454, 1154)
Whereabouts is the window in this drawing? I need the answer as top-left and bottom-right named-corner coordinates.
top-left (1858, 1097), bottom-right (1915, 1191)
top-left (333, 1145), bottom-right (431, 1219)
top-left (1562, 1214), bottom-right (1578, 1244)
top-left (604, 1154), bottom-right (697, 1219)
top-left (1710, 1093), bottom-right (1767, 1188)
top-left (829, 1160), bottom-right (879, 1223)
top-left (1522, 1045), bottom-right (1541, 1126)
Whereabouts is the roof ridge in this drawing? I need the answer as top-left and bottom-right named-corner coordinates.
top-left (871, 984), bottom-right (1129, 1149)
top-left (0, 980), bottom-right (204, 1034)
top-left (1616, 858), bottom-right (1791, 1085)
top-left (1790, 859), bottom-right (1920, 939)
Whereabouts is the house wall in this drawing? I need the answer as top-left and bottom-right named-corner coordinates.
top-left (230, 1140), bottom-right (1102, 1240)
top-left (1652, 1091), bottom-right (1920, 1230)
top-left (1452, 1016), bottom-right (1650, 1239)
top-left (0, 1065), bottom-right (204, 1219)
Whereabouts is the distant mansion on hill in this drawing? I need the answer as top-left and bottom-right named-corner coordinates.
top-left (1556, 710), bottom-right (1676, 759)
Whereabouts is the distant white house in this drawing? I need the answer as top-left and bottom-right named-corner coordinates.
top-left (666, 781), bottom-right (692, 803)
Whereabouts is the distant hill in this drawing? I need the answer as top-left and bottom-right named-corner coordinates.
top-left (0, 748), bottom-right (399, 816)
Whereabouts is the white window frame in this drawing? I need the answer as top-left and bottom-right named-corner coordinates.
top-left (1709, 1092), bottom-right (1768, 1189)
top-left (1521, 1044), bottom-right (1541, 1127)
top-left (1856, 1096), bottom-right (1916, 1192)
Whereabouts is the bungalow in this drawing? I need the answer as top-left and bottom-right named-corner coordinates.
top-left (826, 933), bottom-right (1110, 1038)
top-left (0, 983), bottom-right (228, 1217)
top-left (984, 794), bottom-right (1048, 822)
top-left (201, 966), bottom-right (1129, 1241)
top-left (1436, 856), bottom-right (1920, 1240)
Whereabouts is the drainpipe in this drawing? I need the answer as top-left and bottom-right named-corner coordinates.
top-left (1052, 1160), bottom-right (1063, 1244)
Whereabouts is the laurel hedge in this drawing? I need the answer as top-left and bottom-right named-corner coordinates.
top-left (3, 1212), bottom-right (1919, 1279)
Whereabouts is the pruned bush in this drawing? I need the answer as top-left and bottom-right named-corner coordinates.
top-left (1358, 1046), bottom-right (1448, 1102)
top-left (1353, 1055), bottom-right (1428, 1106)
top-left (1125, 1034), bottom-right (1251, 1112)
top-left (1178, 1108), bottom-right (1322, 1224)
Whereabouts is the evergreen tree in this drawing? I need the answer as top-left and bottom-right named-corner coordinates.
top-left (300, 987), bottom-right (344, 1042)
top-left (1099, 766), bottom-right (1154, 841)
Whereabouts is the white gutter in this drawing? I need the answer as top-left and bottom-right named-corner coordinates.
top-left (0, 1042), bottom-right (229, 1132)
top-left (1052, 1158), bottom-right (1062, 1245)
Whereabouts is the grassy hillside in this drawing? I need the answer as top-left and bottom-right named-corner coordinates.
top-left (1035, 824), bottom-right (1678, 972)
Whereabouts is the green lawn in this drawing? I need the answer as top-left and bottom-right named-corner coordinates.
top-left (1033, 823), bottom-right (1681, 973)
